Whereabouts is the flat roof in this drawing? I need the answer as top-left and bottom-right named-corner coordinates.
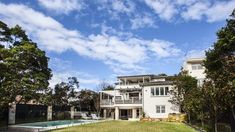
top-left (117, 74), bottom-right (155, 79)
top-left (186, 58), bottom-right (205, 63)
top-left (141, 81), bottom-right (174, 86)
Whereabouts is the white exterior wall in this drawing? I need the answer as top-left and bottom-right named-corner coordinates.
top-left (143, 85), bottom-right (179, 118)
top-left (183, 62), bottom-right (206, 79)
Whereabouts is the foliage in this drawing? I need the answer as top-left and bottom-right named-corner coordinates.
top-left (77, 89), bottom-right (98, 113)
top-left (0, 21), bottom-right (51, 107)
top-left (169, 71), bottom-right (197, 111)
top-left (49, 77), bottom-right (79, 106)
top-left (203, 9), bottom-right (235, 132)
top-left (97, 81), bottom-right (114, 91)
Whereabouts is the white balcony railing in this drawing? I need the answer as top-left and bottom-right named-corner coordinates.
top-left (100, 100), bottom-right (114, 105)
top-left (115, 98), bottom-right (142, 104)
top-left (101, 98), bottom-right (142, 105)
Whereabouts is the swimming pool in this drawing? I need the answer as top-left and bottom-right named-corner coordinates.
top-left (10, 120), bottom-right (102, 131)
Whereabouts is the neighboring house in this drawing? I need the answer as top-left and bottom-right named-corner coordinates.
top-left (100, 75), bottom-right (180, 120)
top-left (183, 58), bottom-right (206, 86)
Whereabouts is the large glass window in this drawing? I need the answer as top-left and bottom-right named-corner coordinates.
top-left (160, 87), bottom-right (164, 95)
top-left (151, 87), bottom-right (154, 96)
top-left (192, 64), bottom-right (203, 70)
top-left (165, 87), bottom-right (169, 95)
top-left (155, 87), bottom-right (159, 95)
top-left (151, 87), bottom-right (169, 96)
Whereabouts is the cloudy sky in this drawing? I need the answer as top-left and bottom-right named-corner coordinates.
top-left (0, 0), bottom-right (234, 89)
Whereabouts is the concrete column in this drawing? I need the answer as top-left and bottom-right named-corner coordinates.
top-left (71, 106), bottom-right (75, 119)
top-left (103, 109), bottom-right (107, 119)
top-left (132, 108), bottom-right (137, 119)
top-left (47, 106), bottom-right (52, 121)
top-left (8, 103), bottom-right (16, 125)
top-left (115, 107), bottom-right (119, 120)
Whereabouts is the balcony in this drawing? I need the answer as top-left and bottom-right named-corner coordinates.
top-left (116, 84), bottom-right (142, 90)
top-left (115, 98), bottom-right (142, 104)
top-left (100, 100), bottom-right (114, 105)
top-left (100, 98), bottom-right (142, 106)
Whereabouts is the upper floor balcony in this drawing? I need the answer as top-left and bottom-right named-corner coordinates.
top-left (115, 84), bottom-right (141, 90)
top-left (100, 97), bottom-right (142, 107)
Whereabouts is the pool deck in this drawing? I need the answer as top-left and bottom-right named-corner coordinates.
top-left (7, 120), bottom-right (106, 132)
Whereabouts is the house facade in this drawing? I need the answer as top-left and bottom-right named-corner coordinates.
top-left (100, 75), bottom-right (180, 120)
top-left (183, 58), bottom-right (206, 86)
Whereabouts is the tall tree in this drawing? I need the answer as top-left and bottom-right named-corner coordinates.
top-left (204, 10), bottom-right (235, 132)
top-left (51, 77), bottom-right (79, 106)
top-left (169, 70), bottom-right (198, 123)
top-left (0, 21), bottom-right (51, 107)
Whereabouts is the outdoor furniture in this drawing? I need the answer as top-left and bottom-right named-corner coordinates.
top-left (81, 113), bottom-right (91, 120)
top-left (91, 114), bottom-right (101, 120)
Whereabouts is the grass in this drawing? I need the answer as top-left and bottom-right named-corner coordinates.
top-left (51, 121), bottom-right (196, 132)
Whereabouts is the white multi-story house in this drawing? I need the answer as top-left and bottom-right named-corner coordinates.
top-left (183, 58), bottom-right (206, 86)
top-left (100, 75), bottom-right (180, 120)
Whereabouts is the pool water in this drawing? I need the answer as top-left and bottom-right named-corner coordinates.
top-left (17, 120), bottom-right (94, 128)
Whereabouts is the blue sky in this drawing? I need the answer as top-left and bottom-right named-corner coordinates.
top-left (0, 0), bottom-right (234, 89)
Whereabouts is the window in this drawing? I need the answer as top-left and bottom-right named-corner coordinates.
top-left (156, 105), bottom-right (165, 113)
top-left (192, 64), bottom-right (203, 70)
top-left (165, 87), bottom-right (169, 95)
top-left (161, 106), bottom-right (165, 113)
top-left (160, 87), bottom-right (164, 95)
top-left (155, 87), bottom-right (159, 95)
top-left (197, 65), bottom-right (203, 69)
top-left (151, 87), bottom-right (169, 96)
top-left (115, 96), bottom-right (121, 100)
top-left (192, 65), bottom-right (197, 70)
top-left (156, 106), bottom-right (161, 113)
top-left (151, 87), bottom-right (154, 96)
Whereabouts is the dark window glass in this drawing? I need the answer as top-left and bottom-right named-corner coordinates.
top-left (156, 87), bottom-right (159, 95)
top-left (165, 87), bottom-right (169, 95)
top-left (161, 106), bottom-right (165, 113)
top-left (151, 87), bottom-right (154, 96)
top-left (160, 87), bottom-right (164, 95)
top-left (156, 106), bottom-right (160, 113)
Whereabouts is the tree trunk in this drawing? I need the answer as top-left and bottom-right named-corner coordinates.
top-left (214, 106), bottom-right (218, 132)
top-left (231, 105), bottom-right (235, 121)
top-left (201, 111), bottom-right (204, 128)
top-left (188, 112), bottom-right (191, 124)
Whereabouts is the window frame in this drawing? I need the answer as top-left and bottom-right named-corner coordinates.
top-left (151, 87), bottom-right (170, 96)
top-left (156, 105), bottom-right (166, 113)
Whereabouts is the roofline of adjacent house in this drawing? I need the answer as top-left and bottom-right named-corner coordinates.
top-left (117, 74), bottom-right (174, 79)
top-left (141, 81), bottom-right (174, 86)
top-left (186, 58), bottom-right (205, 63)
top-left (117, 74), bottom-right (155, 78)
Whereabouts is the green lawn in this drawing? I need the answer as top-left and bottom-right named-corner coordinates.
top-left (51, 121), bottom-right (196, 132)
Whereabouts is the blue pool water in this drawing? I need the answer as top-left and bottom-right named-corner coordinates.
top-left (17, 120), bottom-right (95, 128)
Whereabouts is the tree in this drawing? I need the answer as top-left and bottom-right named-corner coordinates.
top-left (77, 89), bottom-right (97, 114)
top-left (0, 21), bottom-right (52, 107)
top-left (203, 10), bottom-right (235, 132)
top-left (97, 81), bottom-right (114, 91)
top-left (51, 77), bottom-right (79, 106)
top-left (169, 70), bottom-right (198, 123)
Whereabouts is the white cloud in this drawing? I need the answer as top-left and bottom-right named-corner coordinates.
top-left (185, 49), bottom-right (205, 59)
top-left (181, 2), bottom-right (209, 20)
top-left (49, 58), bottom-right (100, 89)
top-left (131, 14), bottom-right (157, 29)
top-left (144, 0), bottom-right (235, 22)
top-left (144, 0), bottom-right (177, 21)
top-left (0, 3), bottom-right (181, 75)
top-left (37, 0), bottom-right (84, 14)
top-left (98, 0), bottom-right (135, 15)
top-left (205, 1), bottom-right (235, 22)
